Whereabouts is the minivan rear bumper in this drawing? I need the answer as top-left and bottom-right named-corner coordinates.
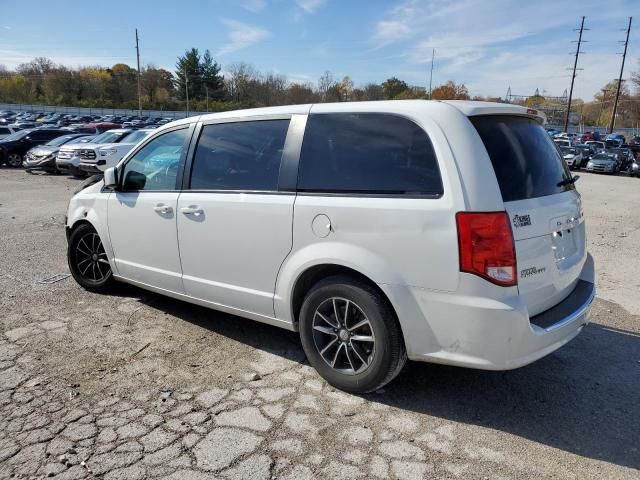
top-left (385, 253), bottom-right (595, 370)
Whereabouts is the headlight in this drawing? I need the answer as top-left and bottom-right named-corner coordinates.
top-left (99, 148), bottom-right (117, 157)
top-left (587, 162), bottom-right (593, 167)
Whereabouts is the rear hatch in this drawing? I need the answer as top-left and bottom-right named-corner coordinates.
top-left (471, 115), bottom-right (586, 316)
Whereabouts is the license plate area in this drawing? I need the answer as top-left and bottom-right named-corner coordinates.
top-left (550, 215), bottom-right (580, 269)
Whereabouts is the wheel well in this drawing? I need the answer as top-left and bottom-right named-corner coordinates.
top-left (66, 219), bottom-right (94, 242)
top-left (291, 264), bottom-right (398, 326)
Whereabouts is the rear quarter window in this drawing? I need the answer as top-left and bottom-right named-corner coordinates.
top-left (471, 115), bottom-right (574, 202)
top-left (298, 113), bottom-right (443, 196)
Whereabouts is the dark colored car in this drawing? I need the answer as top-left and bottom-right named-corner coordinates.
top-left (0, 128), bottom-right (68, 167)
top-left (575, 144), bottom-right (596, 161)
top-left (24, 134), bottom-right (95, 173)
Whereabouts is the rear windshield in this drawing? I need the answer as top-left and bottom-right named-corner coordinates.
top-left (471, 115), bottom-right (574, 202)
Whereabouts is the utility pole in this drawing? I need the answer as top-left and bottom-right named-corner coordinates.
top-left (135, 28), bottom-right (142, 117)
top-left (564, 16), bottom-right (586, 132)
top-left (428, 48), bottom-right (435, 99)
top-left (184, 66), bottom-right (190, 116)
top-left (609, 16), bottom-right (632, 134)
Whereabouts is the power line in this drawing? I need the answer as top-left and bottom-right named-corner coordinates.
top-left (564, 16), bottom-right (587, 132)
top-left (609, 16), bottom-right (632, 133)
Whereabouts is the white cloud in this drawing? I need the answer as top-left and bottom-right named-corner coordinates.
top-left (217, 19), bottom-right (271, 56)
top-left (369, 0), bottom-right (632, 100)
top-left (295, 0), bottom-right (327, 14)
top-left (373, 21), bottom-right (412, 46)
top-left (242, 0), bottom-right (267, 12)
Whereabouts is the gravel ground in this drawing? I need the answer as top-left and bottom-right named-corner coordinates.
top-left (0, 168), bottom-right (638, 480)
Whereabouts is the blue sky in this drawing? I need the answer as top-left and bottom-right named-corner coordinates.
top-left (0, 0), bottom-right (636, 100)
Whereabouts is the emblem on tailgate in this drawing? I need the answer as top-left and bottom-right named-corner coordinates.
top-left (521, 266), bottom-right (546, 278)
top-left (512, 213), bottom-right (532, 228)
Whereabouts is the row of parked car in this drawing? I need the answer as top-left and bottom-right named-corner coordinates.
top-left (0, 126), bottom-right (155, 176)
top-left (0, 109), bottom-right (174, 132)
top-left (552, 133), bottom-right (640, 177)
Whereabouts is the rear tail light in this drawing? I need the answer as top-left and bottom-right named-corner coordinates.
top-left (456, 212), bottom-right (517, 287)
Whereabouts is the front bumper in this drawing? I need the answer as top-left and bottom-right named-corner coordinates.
top-left (386, 253), bottom-right (595, 370)
top-left (79, 161), bottom-right (104, 173)
top-left (586, 164), bottom-right (615, 173)
top-left (24, 155), bottom-right (56, 170)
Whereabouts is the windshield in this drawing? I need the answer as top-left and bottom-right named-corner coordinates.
top-left (2, 130), bottom-right (30, 142)
top-left (471, 115), bottom-right (573, 202)
top-left (560, 147), bottom-right (576, 154)
top-left (45, 135), bottom-right (78, 147)
top-left (121, 130), bottom-right (150, 144)
top-left (90, 131), bottom-right (127, 144)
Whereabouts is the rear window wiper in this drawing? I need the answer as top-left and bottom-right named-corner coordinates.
top-left (558, 175), bottom-right (579, 187)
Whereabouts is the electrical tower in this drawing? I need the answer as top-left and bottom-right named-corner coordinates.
top-left (564, 16), bottom-right (587, 132)
top-left (135, 29), bottom-right (142, 117)
top-left (609, 17), bottom-right (632, 133)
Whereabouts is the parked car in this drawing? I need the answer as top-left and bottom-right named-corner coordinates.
top-left (628, 157), bottom-right (640, 177)
top-left (575, 144), bottom-right (596, 161)
top-left (605, 133), bottom-right (625, 144)
top-left (83, 122), bottom-right (122, 133)
top-left (0, 128), bottom-right (67, 167)
top-left (78, 129), bottom-right (154, 173)
top-left (57, 129), bottom-right (133, 177)
top-left (0, 125), bottom-right (17, 140)
top-left (607, 147), bottom-right (634, 171)
top-left (24, 134), bottom-right (94, 173)
top-left (64, 101), bottom-right (594, 393)
top-left (605, 138), bottom-right (623, 149)
top-left (585, 153), bottom-right (620, 174)
top-left (560, 146), bottom-right (584, 169)
top-left (585, 140), bottom-right (605, 153)
top-left (554, 138), bottom-right (572, 148)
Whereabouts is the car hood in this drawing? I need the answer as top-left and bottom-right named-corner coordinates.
top-left (29, 146), bottom-right (59, 156)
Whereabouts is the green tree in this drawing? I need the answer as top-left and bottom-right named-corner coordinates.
top-left (382, 77), bottom-right (408, 99)
top-left (175, 48), bottom-right (203, 101)
top-left (201, 50), bottom-right (224, 100)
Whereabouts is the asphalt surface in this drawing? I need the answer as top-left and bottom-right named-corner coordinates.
top-left (0, 168), bottom-right (639, 479)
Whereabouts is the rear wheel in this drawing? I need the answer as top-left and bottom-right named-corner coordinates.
top-left (68, 224), bottom-right (114, 292)
top-left (299, 276), bottom-right (406, 393)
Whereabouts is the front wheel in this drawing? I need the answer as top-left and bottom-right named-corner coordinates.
top-left (6, 153), bottom-right (23, 168)
top-left (68, 224), bottom-right (114, 292)
top-left (299, 276), bottom-right (406, 393)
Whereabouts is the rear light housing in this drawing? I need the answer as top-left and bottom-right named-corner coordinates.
top-left (456, 212), bottom-right (517, 287)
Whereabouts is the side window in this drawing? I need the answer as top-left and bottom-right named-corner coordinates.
top-left (190, 119), bottom-right (290, 191)
top-left (298, 113), bottom-right (443, 195)
top-left (121, 128), bottom-right (188, 191)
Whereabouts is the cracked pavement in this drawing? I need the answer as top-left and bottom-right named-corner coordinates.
top-left (0, 169), bottom-right (639, 479)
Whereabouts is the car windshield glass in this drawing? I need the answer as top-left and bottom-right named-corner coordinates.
top-left (121, 130), bottom-right (149, 144)
top-left (45, 135), bottom-right (77, 147)
top-left (90, 131), bottom-right (126, 144)
top-left (2, 130), bottom-right (30, 141)
top-left (471, 115), bottom-right (573, 202)
top-left (561, 147), bottom-right (576, 154)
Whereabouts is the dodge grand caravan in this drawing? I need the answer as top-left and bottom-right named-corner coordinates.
top-left (65, 101), bottom-right (595, 393)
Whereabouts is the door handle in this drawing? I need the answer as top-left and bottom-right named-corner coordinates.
top-left (181, 206), bottom-right (204, 216)
top-left (153, 203), bottom-right (172, 215)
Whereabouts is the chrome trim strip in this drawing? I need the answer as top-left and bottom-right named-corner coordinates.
top-left (544, 282), bottom-right (595, 332)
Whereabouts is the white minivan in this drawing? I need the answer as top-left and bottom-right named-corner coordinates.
top-left (65, 101), bottom-right (595, 393)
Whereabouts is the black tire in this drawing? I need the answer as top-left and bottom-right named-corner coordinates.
top-left (6, 152), bottom-right (23, 168)
top-left (299, 275), bottom-right (406, 393)
top-left (68, 223), bottom-right (114, 292)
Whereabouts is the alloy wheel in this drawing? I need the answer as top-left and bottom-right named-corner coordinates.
top-left (7, 153), bottom-right (23, 167)
top-left (312, 297), bottom-right (375, 375)
top-left (75, 232), bottom-right (110, 282)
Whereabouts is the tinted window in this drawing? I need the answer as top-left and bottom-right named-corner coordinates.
top-left (297, 113), bottom-right (442, 195)
top-left (122, 128), bottom-right (187, 191)
top-left (190, 120), bottom-right (290, 191)
top-left (471, 116), bottom-right (574, 202)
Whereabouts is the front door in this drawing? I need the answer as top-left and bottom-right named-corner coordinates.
top-left (177, 118), bottom-right (295, 317)
top-left (108, 127), bottom-right (191, 292)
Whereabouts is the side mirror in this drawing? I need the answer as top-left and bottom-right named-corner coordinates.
top-left (104, 167), bottom-right (118, 189)
top-left (123, 170), bottom-right (146, 190)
